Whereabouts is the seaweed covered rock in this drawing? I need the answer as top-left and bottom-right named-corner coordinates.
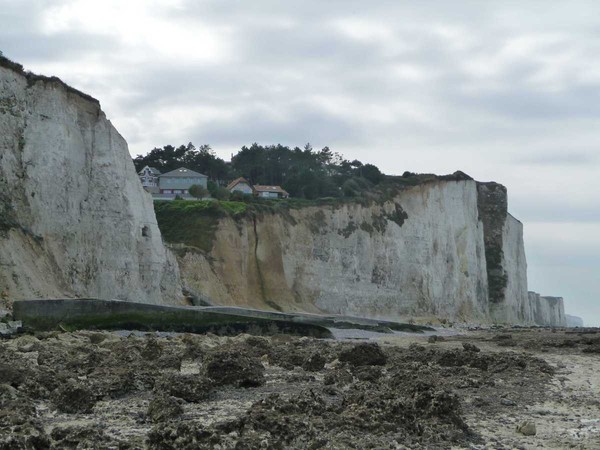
top-left (89, 366), bottom-right (138, 399)
top-left (154, 373), bottom-right (212, 402)
top-left (49, 425), bottom-right (129, 449)
top-left (51, 380), bottom-right (96, 414)
top-left (203, 351), bottom-right (265, 387)
top-left (147, 395), bottom-right (184, 423)
top-left (0, 384), bottom-right (50, 450)
top-left (339, 343), bottom-right (387, 366)
top-left (147, 422), bottom-right (217, 450)
top-left (302, 353), bottom-right (326, 372)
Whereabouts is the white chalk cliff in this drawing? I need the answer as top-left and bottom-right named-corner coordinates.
top-left (0, 58), bottom-right (182, 304)
top-left (175, 177), bottom-right (567, 326)
top-left (566, 314), bottom-right (584, 327)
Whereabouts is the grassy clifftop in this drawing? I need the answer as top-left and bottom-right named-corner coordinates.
top-left (154, 201), bottom-right (246, 252)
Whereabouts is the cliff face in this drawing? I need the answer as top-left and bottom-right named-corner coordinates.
top-left (528, 292), bottom-right (567, 327)
top-left (171, 179), bottom-right (552, 325)
top-left (566, 314), bottom-right (584, 327)
top-left (0, 59), bottom-right (181, 304)
top-left (172, 178), bottom-right (571, 326)
top-left (181, 181), bottom-right (490, 322)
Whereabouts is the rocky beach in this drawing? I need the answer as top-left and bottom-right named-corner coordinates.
top-left (1, 327), bottom-right (598, 449)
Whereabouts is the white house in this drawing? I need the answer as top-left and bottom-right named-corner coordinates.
top-left (253, 185), bottom-right (289, 199)
top-left (138, 166), bottom-right (161, 191)
top-left (158, 167), bottom-right (208, 195)
top-left (226, 177), bottom-right (254, 195)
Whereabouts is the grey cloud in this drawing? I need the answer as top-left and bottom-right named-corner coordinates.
top-left (454, 86), bottom-right (600, 120)
top-left (513, 202), bottom-right (600, 224)
top-left (515, 151), bottom-right (597, 166)
top-left (1, 33), bottom-right (119, 62)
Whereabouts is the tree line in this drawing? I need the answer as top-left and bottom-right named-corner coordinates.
top-left (133, 142), bottom-right (384, 199)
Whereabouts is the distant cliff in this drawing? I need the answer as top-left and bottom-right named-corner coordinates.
top-left (158, 178), bottom-right (565, 326)
top-left (566, 314), bottom-right (584, 327)
top-left (0, 57), bottom-right (182, 304)
top-left (527, 292), bottom-right (566, 327)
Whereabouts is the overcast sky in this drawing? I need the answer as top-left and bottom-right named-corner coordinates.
top-left (2, 0), bottom-right (599, 325)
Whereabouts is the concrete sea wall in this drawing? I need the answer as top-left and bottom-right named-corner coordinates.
top-left (12, 299), bottom-right (332, 337)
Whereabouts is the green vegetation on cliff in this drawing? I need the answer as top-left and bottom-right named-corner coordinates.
top-left (154, 200), bottom-right (247, 252)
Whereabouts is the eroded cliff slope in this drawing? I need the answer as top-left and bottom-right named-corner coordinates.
top-left (176, 180), bottom-right (489, 322)
top-left (0, 58), bottom-right (181, 304)
top-left (161, 177), bottom-right (562, 325)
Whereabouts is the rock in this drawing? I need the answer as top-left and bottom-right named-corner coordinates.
top-left (245, 335), bottom-right (271, 350)
top-left (85, 331), bottom-right (109, 345)
top-left (302, 353), bottom-right (326, 372)
top-left (462, 342), bottom-right (481, 353)
top-left (428, 335), bottom-right (444, 343)
top-left (147, 395), bottom-right (184, 423)
top-left (0, 364), bottom-right (24, 387)
top-left (52, 380), bottom-right (96, 414)
top-left (582, 345), bottom-right (600, 354)
top-left (0, 321), bottom-right (21, 337)
top-left (352, 366), bottom-right (382, 382)
top-left (516, 421), bottom-right (536, 436)
top-left (13, 334), bottom-right (40, 352)
top-left (147, 422), bottom-right (216, 450)
top-left (0, 384), bottom-right (50, 449)
top-left (50, 425), bottom-right (126, 449)
top-left (339, 343), bottom-right (387, 366)
top-left (90, 366), bottom-right (137, 399)
top-left (204, 351), bottom-right (265, 388)
top-left (472, 396), bottom-right (488, 407)
top-left (500, 398), bottom-right (517, 407)
top-left (154, 373), bottom-right (212, 402)
top-left (141, 338), bottom-right (163, 361)
top-left (323, 368), bottom-right (354, 386)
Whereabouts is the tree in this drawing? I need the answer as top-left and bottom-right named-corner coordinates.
top-left (361, 164), bottom-right (384, 184)
top-left (135, 141), bottom-right (386, 201)
top-left (133, 142), bottom-right (231, 181)
top-left (189, 184), bottom-right (208, 199)
top-left (212, 187), bottom-right (231, 200)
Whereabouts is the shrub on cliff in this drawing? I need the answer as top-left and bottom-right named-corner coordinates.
top-left (189, 184), bottom-right (208, 199)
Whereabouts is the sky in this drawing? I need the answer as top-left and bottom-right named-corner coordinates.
top-left (1, 0), bottom-right (598, 325)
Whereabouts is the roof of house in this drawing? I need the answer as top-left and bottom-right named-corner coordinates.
top-left (226, 177), bottom-right (253, 191)
top-left (253, 185), bottom-right (289, 196)
top-left (160, 167), bottom-right (207, 178)
top-left (139, 166), bottom-right (161, 175)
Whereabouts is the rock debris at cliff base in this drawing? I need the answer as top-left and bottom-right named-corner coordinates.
top-left (1, 329), bottom-right (598, 449)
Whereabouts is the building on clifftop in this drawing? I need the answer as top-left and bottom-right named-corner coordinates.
top-left (226, 177), bottom-right (254, 195)
top-left (253, 185), bottom-right (289, 199)
top-left (138, 166), bottom-right (161, 192)
top-left (153, 167), bottom-right (208, 199)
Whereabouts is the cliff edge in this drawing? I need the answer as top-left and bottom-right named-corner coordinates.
top-left (0, 57), bottom-right (182, 304)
